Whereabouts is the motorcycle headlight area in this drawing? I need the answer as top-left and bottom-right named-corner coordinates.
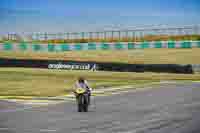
top-left (76, 88), bottom-right (86, 94)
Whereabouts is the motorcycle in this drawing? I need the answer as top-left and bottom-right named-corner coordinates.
top-left (75, 88), bottom-right (90, 112)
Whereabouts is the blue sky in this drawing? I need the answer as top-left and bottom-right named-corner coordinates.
top-left (0, 0), bottom-right (200, 34)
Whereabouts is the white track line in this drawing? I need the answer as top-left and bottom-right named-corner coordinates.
top-left (0, 128), bottom-right (10, 130)
top-left (39, 129), bottom-right (57, 132)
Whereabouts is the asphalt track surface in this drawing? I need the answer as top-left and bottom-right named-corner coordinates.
top-left (0, 82), bottom-right (200, 133)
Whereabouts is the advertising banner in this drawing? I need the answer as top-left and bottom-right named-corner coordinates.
top-left (0, 58), bottom-right (193, 74)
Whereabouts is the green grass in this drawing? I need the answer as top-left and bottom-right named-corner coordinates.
top-left (0, 48), bottom-right (200, 64)
top-left (0, 68), bottom-right (200, 97)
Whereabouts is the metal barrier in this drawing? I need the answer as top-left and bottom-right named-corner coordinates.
top-left (192, 64), bottom-right (200, 73)
top-left (0, 41), bottom-right (200, 52)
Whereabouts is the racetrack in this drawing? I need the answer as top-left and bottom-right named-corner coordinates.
top-left (0, 82), bottom-right (200, 133)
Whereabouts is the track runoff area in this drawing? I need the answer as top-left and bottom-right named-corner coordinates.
top-left (0, 81), bottom-right (200, 133)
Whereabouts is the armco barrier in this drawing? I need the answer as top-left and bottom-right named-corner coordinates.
top-left (0, 41), bottom-right (200, 52)
top-left (0, 58), bottom-right (193, 74)
top-left (192, 64), bottom-right (200, 73)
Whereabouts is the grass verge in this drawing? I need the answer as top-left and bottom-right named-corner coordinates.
top-left (0, 68), bottom-right (200, 98)
top-left (0, 48), bottom-right (200, 64)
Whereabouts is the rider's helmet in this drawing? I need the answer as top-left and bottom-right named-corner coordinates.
top-left (78, 77), bottom-right (85, 83)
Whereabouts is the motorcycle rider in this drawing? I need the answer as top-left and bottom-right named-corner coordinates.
top-left (74, 77), bottom-right (92, 105)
